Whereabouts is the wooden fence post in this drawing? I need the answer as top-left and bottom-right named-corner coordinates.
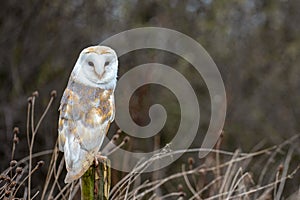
top-left (81, 158), bottom-right (111, 200)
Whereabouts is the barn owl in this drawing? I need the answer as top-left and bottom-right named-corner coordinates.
top-left (58, 45), bottom-right (118, 183)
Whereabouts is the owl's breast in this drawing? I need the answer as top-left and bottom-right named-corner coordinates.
top-left (60, 82), bottom-right (114, 129)
top-left (82, 88), bottom-right (114, 128)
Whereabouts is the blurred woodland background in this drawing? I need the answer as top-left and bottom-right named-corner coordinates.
top-left (0, 0), bottom-right (299, 199)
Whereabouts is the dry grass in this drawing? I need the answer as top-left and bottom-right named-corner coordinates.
top-left (0, 91), bottom-right (299, 200)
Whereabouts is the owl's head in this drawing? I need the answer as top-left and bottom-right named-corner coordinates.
top-left (72, 46), bottom-right (118, 89)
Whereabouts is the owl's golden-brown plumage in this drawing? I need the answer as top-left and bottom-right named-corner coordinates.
top-left (58, 46), bottom-right (117, 183)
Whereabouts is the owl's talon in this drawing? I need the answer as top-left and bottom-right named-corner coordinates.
top-left (96, 153), bottom-right (107, 163)
top-left (94, 156), bottom-right (99, 167)
top-left (94, 153), bottom-right (107, 167)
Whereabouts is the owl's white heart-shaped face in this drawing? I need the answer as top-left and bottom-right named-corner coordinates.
top-left (72, 46), bottom-right (118, 89)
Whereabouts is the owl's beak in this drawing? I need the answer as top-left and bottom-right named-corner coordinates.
top-left (93, 56), bottom-right (106, 77)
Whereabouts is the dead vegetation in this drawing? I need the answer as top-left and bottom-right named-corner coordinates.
top-left (0, 92), bottom-right (299, 200)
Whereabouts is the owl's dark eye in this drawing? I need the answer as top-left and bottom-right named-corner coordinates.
top-left (88, 61), bottom-right (94, 67)
top-left (104, 61), bottom-right (110, 67)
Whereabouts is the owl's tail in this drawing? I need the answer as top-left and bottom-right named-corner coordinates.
top-left (64, 136), bottom-right (95, 183)
top-left (64, 156), bottom-right (94, 183)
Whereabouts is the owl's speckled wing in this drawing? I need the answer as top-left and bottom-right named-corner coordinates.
top-left (58, 80), bottom-right (114, 183)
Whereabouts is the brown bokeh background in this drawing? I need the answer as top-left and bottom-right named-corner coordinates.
top-left (0, 0), bottom-right (299, 197)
